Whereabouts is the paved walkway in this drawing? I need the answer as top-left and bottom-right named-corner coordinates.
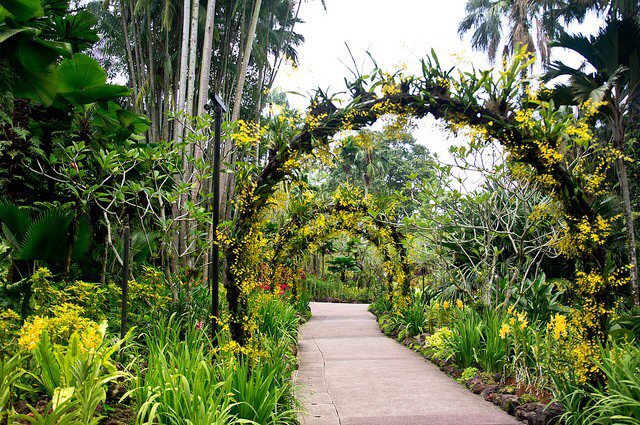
top-left (295, 302), bottom-right (520, 425)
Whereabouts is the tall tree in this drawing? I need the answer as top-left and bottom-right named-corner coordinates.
top-left (546, 18), bottom-right (640, 306)
top-left (458, 0), bottom-right (593, 63)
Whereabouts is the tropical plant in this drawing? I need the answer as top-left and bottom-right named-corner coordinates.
top-left (515, 274), bottom-right (566, 323)
top-left (255, 296), bottom-right (299, 344)
top-left (229, 358), bottom-right (296, 424)
top-left (474, 310), bottom-right (507, 373)
top-left (546, 17), bottom-right (640, 306)
top-left (448, 308), bottom-right (483, 369)
top-left (398, 292), bottom-right (429, 338)
top-left (130, 315), bottom-right (234, 424)
top-left (327, 256), bottom-right (361, 284)
top-left (0, 354), bottom-right (24, 421)
top-left (555, 343), bottom-right (640, 424)
top-left (0, 203), bottom-right (92, 317)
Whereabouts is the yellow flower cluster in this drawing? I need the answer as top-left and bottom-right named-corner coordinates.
top-left (231, 120), bottom-right (265, 148)
top-left (548, 314), bottom-right (568, 340)
top-left (556, 214), bottom-right (618, 258)
top-left (500, 307), bottom-right (529, 339)
top-left (535, 140), bottom-right (563, 166)
top-left (571, 340), bottom-right (601, 383)
top-left (0, 308), bottom-right (21, 344)
top-left (381, 83), bottom-right (402, 96)
top-left (18, 303), bottom-right (103, 352)
top-left (305, 112), bottom-right (327, 130)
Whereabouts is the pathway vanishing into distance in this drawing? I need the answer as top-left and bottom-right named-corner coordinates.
top-left (295, 302), bottom-right (520, 425)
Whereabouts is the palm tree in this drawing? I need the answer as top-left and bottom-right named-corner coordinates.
top-left (459, 0), bottom-right (535, 63)
top-left (458, 0), bottom-right (593, 63)
top-left (545, 18), bottom-right (640, 306)
top-left (327, 256), bottom-right (361, 284)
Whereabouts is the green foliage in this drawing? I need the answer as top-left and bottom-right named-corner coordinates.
top-left (327, 255), bottom-right (361, 283)
top-left (515, 274), bottom-right (566, 324)
top-left (131, 311), bottom-right (299, 425)
top-left (0, 353), bottom-right (24, 420)
top-left (448, 309), bottom-right (483, 369)
top-left (473, 310), bottom-right (507, 374)
top-left (398, 292), bottom-right (429, 338)
top-left (255, 296), bottom-right (299, 344)
top-left (131, 315), bottom-right (234, 424)
top-left (425, 327), bottom-right (455, 361)
top-left (31, 327), bottom-right (126, 397)
top-left (229, 358), bottom-right (296, 425)
top-left (555, 343), bottom-right (640, 424)
top-left (306, 275), bottom-right (373, 302)
top-left (0, 202), bottom-right (91, 261)
top-left (460, 366), bottom-right (478, 382)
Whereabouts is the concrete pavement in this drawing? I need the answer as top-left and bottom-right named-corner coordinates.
top-left (295, 302), bottom-right (520, 425)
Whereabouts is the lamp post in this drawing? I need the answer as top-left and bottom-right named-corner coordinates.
top-left (206, 93), bottom-right (227, 343)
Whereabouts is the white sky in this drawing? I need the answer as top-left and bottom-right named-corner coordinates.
top-left (273, 0), bottom-right (603, 185)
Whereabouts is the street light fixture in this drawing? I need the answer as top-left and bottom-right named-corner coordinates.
top-left (206, 92), bottom-right (227, 343)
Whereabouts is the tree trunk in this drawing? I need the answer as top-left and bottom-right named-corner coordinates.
top-left (146, 7), bottom-right (159, 143)
top-left (231, 0), bottom-right (262, 121)
top-left (196, 0), bottom-right (218, 117)
top-left (185, 0), bottom-right (200, 119)
top-left (191, 0), bottom-right (218, 205)
top-left (174, 0), bottom-right (191, 142)
top-left (612, 93), bottom-right (639, 306)
top-left (617, 155), bottom-right (639, 305)
top-left (119, 0), bottom-right (138, 111)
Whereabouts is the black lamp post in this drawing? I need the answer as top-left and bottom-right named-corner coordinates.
top-left (206, 93), bottom-right (227, 343)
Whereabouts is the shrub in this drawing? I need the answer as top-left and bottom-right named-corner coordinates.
top-left (425, 327), bottom-right (455, 360)
top-left (460, 366), bottom-right (478, 381)
top-left (448, 308), bottom-right (482, 368)
top-left (0, 309), bottom-right (20, 355)
top-left (255, 296), bottom-right (299, 344)
top-left (474, 309), bottom-right (507, 374)
top-left (18, 303), bottom-right (103, 351)
top-left (556, 343), bottom-right (640, 424)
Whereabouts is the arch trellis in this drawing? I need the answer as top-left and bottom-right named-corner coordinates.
top-left (222, 48), bottom-right (623, 373)
top-left (269, 186), bottom-right (412, 300)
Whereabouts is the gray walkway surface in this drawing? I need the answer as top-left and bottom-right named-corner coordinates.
top-left (295, 302), bottom-right (520, 425)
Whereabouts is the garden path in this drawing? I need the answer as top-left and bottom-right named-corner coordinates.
top-left (295, 302), bottom-right (520, 425)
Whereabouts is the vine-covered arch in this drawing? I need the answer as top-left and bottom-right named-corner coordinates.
top-left (223, 48), bottom-right (625, 370)
top-left (269, 185), bottom-right (412, 300)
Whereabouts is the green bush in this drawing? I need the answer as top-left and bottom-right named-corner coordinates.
top-left (555, 343), bottom-right (640, 425)
top-left (448, 309), bottom-right (483, 368)
top-left (425, 327), bottom-right (455, 360)
top-left (474, 310), bottom-right (507, 373)
top-left (306, 276), bottom-right (372, 302)
top-left (255, 296), bottom-right (300, 344)
top-left (131, 315), bottom-right (234, 424)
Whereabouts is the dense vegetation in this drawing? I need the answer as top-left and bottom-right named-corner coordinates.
top-left (1, 0), bottom-right (639, 423)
